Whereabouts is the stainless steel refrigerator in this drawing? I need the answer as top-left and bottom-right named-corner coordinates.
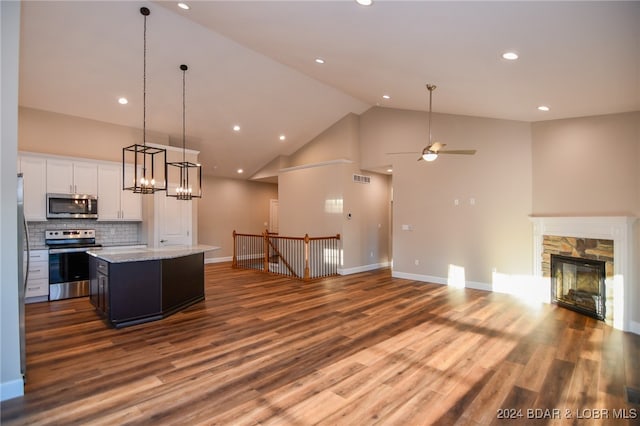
top-left (17, 173), bottom-right (29, 381)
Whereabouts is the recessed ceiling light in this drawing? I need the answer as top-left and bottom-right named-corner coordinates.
top-left (501, 51), bottom-right (519, 60)
top-left (233, 125), bottom-right (241, 132)
top-left (177, 3), bottom-right (190, 10)
top-left (538, 105), bottom-right (550, 111)
top-left (118, 97), bottom-right (128, 105)
top-left (382, 94), bottom-right (391, 100)
top-left (237, 168), bottom-right (244, 174)
top-left (387, 168), bottom-right (393, 173)
top-left (356, 0), bottom-right (373, 6)
top-left (279, 135), bottom-right (286, 141)
top-left (315, 58), bottom-right (325, 64)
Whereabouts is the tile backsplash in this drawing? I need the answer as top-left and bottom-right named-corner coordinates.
top-left (27, 220), bottom-right (142, 249)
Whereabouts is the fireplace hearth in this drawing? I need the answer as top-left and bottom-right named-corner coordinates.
top-left (551, 254), bottom-right (606, 320)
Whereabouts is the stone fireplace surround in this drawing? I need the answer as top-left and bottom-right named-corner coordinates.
top-left (530, 216), bottom-right (637, 333)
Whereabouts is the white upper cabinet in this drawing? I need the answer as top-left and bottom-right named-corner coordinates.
top-left (73, 161), bottom-right (99, 195)
top-left (46, 159), bottom-right (97, 195)
top-left (97, 163), bottom-right (142, 221)
top-left (18, 155), bottom-right (47, 221)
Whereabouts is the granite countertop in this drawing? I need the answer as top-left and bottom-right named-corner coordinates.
top-left (87, 245), bottom-right (219, 263)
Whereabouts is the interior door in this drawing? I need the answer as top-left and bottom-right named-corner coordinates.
top-left (269, 199), bottom-right (279, 233)
top-left (155, 188), bottom-right (192, 246)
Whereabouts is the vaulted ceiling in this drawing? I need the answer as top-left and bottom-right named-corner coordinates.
top-left (18, 1), bottom-right (640, 178)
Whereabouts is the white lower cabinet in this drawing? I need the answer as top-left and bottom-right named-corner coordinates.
top-left (25, 249), bottom-right (49, 302)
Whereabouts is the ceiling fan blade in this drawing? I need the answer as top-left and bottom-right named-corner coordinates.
top-left (386, 151), bottom-right (420, 155)
top-left (438, 149), bottom-right (477, 155)
top-left (429, 142), bottom-right (445, 152)
top-left (417, 156), bottom-right (423, 161)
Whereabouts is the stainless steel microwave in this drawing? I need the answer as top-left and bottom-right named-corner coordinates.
top-left (46, 193), bottom-right (98, 219)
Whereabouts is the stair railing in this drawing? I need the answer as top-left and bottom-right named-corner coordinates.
top-left (232, 230), bottom-right (341, 280)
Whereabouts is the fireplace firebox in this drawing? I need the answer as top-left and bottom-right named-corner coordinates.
top-left (551, 254), bottom-right (606, 320)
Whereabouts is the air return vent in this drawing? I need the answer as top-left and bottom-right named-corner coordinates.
top-left (353, 174), bottom-right (371, 184)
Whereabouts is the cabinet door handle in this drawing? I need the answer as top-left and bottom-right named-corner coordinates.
top-left (160, 239), bottom-right (167, 243)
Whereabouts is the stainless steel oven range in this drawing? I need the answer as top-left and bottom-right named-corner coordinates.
top-left (46, 229), bottom-right (102, 300)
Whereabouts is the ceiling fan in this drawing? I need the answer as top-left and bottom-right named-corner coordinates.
top-left (388, 84), bottom-right (476, 162)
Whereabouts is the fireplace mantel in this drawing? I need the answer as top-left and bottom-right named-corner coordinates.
top-left (529, 216), bottom-right (637, 333)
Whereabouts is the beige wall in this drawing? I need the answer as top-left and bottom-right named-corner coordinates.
top-left (278, 162), bottom-right (348, 237)
top-left (287, 113), bottom-right (360, 166)
top-left (360, 106), bottom-right (533, 284)
top-left (531, 111), bottom-right (640, 216)
top-left (20, 107), bottom-right (143, 162)
top-left (532, 111), bottom-right (640, 326)
top-left (198, 176), bottom-right (277, 260)
top-left (343, 170), bottom-right (391, 269)
top-left (278, 112), bottom-right (391, 271)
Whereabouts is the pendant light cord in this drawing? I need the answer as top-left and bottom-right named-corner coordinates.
top-left (143, 11), bottom-right (147, 147)
top-left (182, 67), bottom-right (186, 165)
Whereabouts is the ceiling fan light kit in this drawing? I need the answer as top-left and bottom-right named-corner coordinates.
top-left (122, 7), bottom-right (168, 194)
top-left (422, 150), bottom-right (438, 162)
top-left (416, 84), bottom-right (476, 162)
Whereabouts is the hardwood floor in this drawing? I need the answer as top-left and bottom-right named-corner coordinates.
top-left (2, 263), bottom-right (639, 425)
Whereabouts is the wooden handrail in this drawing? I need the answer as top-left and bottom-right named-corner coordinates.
top-left (233, 232), bottom-right (340, 241)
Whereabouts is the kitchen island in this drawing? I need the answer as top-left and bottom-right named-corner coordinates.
top-left (87, 245), bottom-right (218, 328)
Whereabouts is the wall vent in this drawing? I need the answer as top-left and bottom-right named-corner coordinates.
top-left (353, 174), bottom-right (371, 184)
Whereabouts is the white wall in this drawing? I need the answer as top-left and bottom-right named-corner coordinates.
top-left (1, 0), bottom-right (24, 401)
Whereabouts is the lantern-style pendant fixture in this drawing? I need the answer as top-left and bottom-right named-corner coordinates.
top-left (167, 64), bottom-right (202, 200)
top-left (122, 7), bottom-right (167, 194)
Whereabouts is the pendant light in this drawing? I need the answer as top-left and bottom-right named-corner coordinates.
top-left (167, 64), bottom-right (202, 200)
top-left (122, 7), bottom-right (167, 194)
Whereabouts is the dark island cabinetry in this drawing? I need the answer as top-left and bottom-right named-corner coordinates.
top-left (89, 250), bottom-right (206, 328)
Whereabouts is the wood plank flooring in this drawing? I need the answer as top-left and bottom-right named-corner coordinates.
top-left (2, 263), bottom-right (639, 425)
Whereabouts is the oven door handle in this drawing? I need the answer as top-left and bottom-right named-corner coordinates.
top-left (49, 247), bottom-right (92, 254)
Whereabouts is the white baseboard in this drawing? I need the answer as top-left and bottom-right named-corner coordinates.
top-left (465, 280), bottom-right (493, 292)
top-left (1, 379), bottom-right (24, 402)
top-left (391, 271), bottom-right (447, 285)
top-left (338, 262), bottom-right (390, 275)
top-left (205, 256), bottom-right (232, 264)
top-left (391, 270), bottom-right (492, 292)
top-left (630, 320), bottom-right (640, 335)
